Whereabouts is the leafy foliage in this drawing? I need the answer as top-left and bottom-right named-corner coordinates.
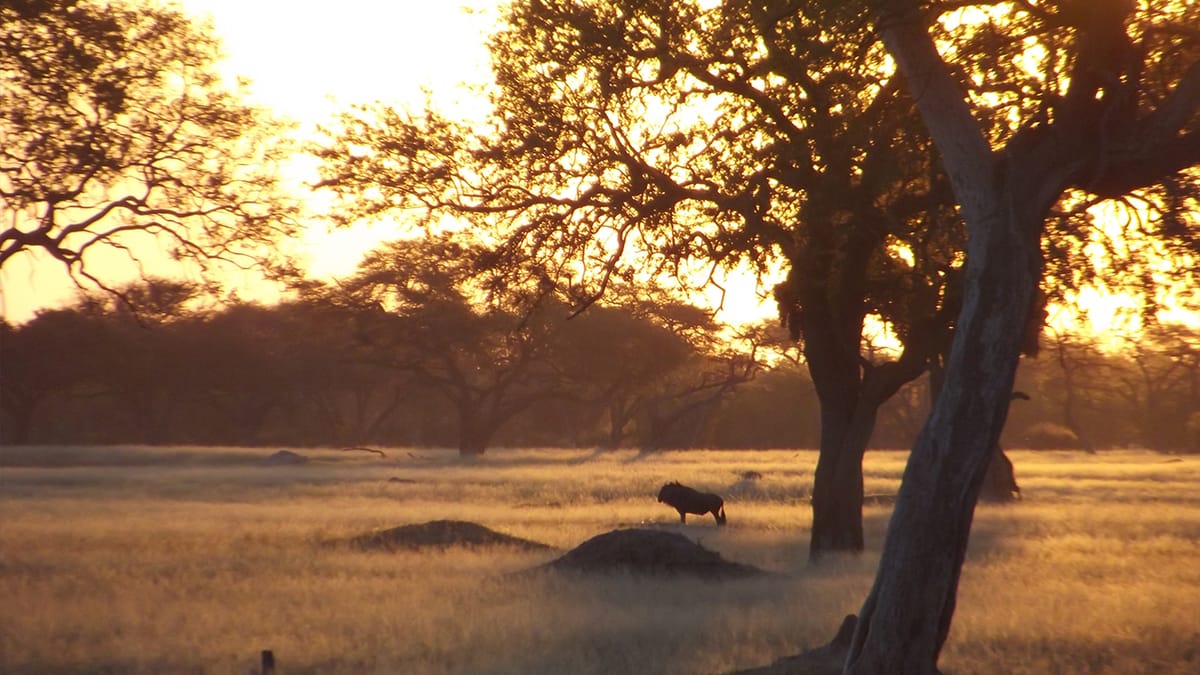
top-left (0, 0), bottom-right (300, 297)
top-left (929, 1), bottom-right (1200, 317)
top-left (314, 1), bottom-right (964, 344)
top-left (312, 0), bottom-right (1199, 558)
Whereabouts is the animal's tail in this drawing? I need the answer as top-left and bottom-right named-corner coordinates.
top-left (716, 504), bottom-right (727, 526)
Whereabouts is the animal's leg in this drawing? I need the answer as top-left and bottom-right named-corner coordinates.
top-left (679, 511), bottom-right (687, 524)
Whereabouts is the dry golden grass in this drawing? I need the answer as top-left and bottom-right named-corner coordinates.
top-left (1, 445), bottom-right (1198, 674)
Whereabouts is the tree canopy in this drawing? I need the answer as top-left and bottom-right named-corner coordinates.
top-left (321, 233), bottom-right (569, 455)
top-left (846, 1), bottom-right (1200, 671)
top-left (314, 0), bottom-right (979, 557)
top-left (310, 0), bottom-right (1192, 558)
top-left (0, 0), bottom-right (300, 299)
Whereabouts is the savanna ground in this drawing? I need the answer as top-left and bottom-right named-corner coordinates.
top-left (1, 445), bottom-right (1198, 675)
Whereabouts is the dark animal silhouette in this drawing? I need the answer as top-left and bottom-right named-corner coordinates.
top-left (657, 482), bottom-right (726, 526)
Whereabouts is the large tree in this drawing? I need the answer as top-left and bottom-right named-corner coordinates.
top-left (313, 0), bottom-right (1197, 565)
top-left (322, 233), bottom-right (571, 456)
top-left (550, 288), bottom-right (761, 449)
top-left (1114, 323), bottom-right (1200, 451)
top-left (315, 0), bottom-right (980, 558)
top-left (0, 0), bottom-right (299, 298)
top-left (843, 1), bottom-right (1200, 672)
top-left (175, 300), bottom-right (396, 446)
top-left (78, 279), bottom-right (204, 443)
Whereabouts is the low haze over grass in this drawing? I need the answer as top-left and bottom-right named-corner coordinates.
top-left (1, 446), bottom-right (1197, 674)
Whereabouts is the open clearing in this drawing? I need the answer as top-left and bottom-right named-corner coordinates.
top-left (1, 446), bottom-right (1198, 674)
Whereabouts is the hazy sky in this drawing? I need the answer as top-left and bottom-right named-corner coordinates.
top-left (187, 0), bottom-right (498, 124)
top-left (183, 0), bottom-right (505, 281)
top-left (6, 2), bottom-right (1176, 331)
top-left (1, 1), bottom-right (503, 323)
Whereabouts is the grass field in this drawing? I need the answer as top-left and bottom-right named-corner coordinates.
top-left (1, 445), bottom-right (1198, 674)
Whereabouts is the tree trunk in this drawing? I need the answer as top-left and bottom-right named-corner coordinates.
top-left (456, 407), bottom-right (492, 457)
top-left (792, 218), bottom-right (878, 558)
top-left (804, 324), bottom-right (871, 558)
top-left (807, 330), bottom-right (933, 560)
top-left (847, 4), bottom-right (1045, 671)
top-left (849, 0), bottom-right (1200, 668)
top-left (809, 399), bottom-right (881, 560)
top-left (844, 207), bottom-right (1036, 673)
top-left (0, 394), bottom-right (37, 444)
top-left (932, 351), bottom-right (1021, 504)
top-left (804, 307), bottom-right (932, 560)
top-left (809, 409), bottom-right (864, 557)
top-left (979, 444), bottom-right (1021, 502)
top-left (603, 400), bottom-right (631, 449)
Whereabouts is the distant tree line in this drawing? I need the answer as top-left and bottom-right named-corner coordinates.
top-left (0, 273), bottom-right (761, 454)
top-left (874, 322), bottom-right (1200, 454)
top-left (4, 277), bottom-right (1195, 453)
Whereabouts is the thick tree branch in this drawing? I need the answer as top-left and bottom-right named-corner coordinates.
top-left (1080, 130), bottom-right (1200, 197)
top-left (1142, 60), bottom-right (1200, 142)
top-left (871, 0), bottom-right (997, 229)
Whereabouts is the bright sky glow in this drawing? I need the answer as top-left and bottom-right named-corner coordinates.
top-left (2, 1), bottom-right (1189, 335)
top-left (169, 0), bottom-right (505, 282)
top-left (0, 0), bottom-right (779, 326)
top-left (187, 1), bottom-right (498, 123)
top-left (1, 1), bottom-right (500, 323)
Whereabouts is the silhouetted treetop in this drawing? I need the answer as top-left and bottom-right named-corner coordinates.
top-left (0, 0), bottom-right (301, 300)
top-left (922, 0), bottom-right (1200, 316)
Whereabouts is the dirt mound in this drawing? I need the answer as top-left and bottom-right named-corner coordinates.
top-left (262, 450), bottom-right (309, 466)
top-left (541, 528), bottom-right (766, 579)
top-left (348, 520), bottom-right (553, 552)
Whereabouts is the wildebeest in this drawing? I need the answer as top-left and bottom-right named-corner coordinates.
top-left (657, 481), bottom-right (726, 526)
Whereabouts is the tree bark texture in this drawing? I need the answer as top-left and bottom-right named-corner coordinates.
top-left (932, 352), bottom-right (1022, 504)
top-left (809, 400), bottom-right (870, 557)
top-left (848, 0), bottom-right (1200, 666)
top-left (844, 198), bottom-right (1038, 675)
top-left (801, 254), bottom-right (941, 560)
top-left (847, 3), bottom-right (1046, 672)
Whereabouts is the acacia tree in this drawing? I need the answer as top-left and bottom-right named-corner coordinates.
top-left (1041, 325), bottom-right (1114, 450)
top-left (172, 300), bottom-right (395, 446)
top-left (315, 0), bottom-right (980, 558)
top-left (553, 303), bottom-right (695, 448)
top-left (843, 1), bottom-right (1200, 671)
top-left (50, 279), bottom-right (205, 443)
top-left (0, 277), bottom-right (203, 443)
top-left (553, 294), bottom-right (760, 449)
top-left (1114, 324), bottom-right (1200, 451)
top-left (0, 0), bottom-right (299, 297)
top-left (323, 234), bottom-right (571, 456)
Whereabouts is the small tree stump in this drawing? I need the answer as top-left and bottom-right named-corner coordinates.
top-left (979, 445), bottom-right (1021, 502)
